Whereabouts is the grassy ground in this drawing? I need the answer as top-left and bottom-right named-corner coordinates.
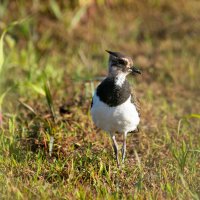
top-left (0, 1), bottom-right (200, 199)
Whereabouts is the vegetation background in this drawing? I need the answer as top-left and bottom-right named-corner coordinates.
top-left (0, 0), bottom-right (200, 199)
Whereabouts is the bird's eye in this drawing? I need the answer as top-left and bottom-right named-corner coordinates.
top-left (118, 59), bottom-right (127, 65)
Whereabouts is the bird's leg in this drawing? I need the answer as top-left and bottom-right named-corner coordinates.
top-left (122, 132), bottom-right (127, 163)
top-left (110, 133), bottom-right (120, 166)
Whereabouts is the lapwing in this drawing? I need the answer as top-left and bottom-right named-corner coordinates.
top-left (91, 50), bottom-right (141, 166)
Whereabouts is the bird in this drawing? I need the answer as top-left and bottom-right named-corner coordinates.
top-left (91, 50), bottom-right (141, 166)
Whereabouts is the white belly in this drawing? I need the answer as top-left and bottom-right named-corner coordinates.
top-left (91, 93), bottom-right (140, 133)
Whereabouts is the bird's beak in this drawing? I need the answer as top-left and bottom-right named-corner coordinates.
top-left (131, 66), bottom-right (141, 74)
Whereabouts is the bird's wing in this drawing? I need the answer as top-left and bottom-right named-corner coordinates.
top-left (131, 92), bottom-right (141, 116)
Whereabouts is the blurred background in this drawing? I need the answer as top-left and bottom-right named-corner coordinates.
top-left (0, 0), bottom-right (200, 199)
top-left (0, 0), bottom-right (199, 112)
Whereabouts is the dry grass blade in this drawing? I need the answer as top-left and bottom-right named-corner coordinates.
top-left (18, 100), bottom-right (37, 115)
top-left (49, 136), bottom-right (54, 156)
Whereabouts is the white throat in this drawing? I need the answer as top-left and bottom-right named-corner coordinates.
top-left (115, 73), bottom-right (126, 87)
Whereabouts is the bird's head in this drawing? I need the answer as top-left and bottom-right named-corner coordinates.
top-left (106, 50), bottom-right (141, 77)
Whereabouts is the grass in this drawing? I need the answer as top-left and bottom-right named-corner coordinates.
top-left (0, 0), bottom-right (200, 199)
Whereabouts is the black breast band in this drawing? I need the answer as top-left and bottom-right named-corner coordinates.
top-left (96, 77), bottom-right (131, 107)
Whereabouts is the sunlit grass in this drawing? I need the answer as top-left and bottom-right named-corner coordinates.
top-left (0, 0), bottom-right (200, 199)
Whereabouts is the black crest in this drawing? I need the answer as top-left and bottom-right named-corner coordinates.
top-left (105, 50), bottom-right (126, 58)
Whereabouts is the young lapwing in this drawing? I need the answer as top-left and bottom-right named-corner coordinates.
top-left (91, 50), bottom-right (141, 166)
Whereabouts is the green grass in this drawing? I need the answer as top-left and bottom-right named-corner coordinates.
top-left (0, 1), bottom-right (200, 199)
